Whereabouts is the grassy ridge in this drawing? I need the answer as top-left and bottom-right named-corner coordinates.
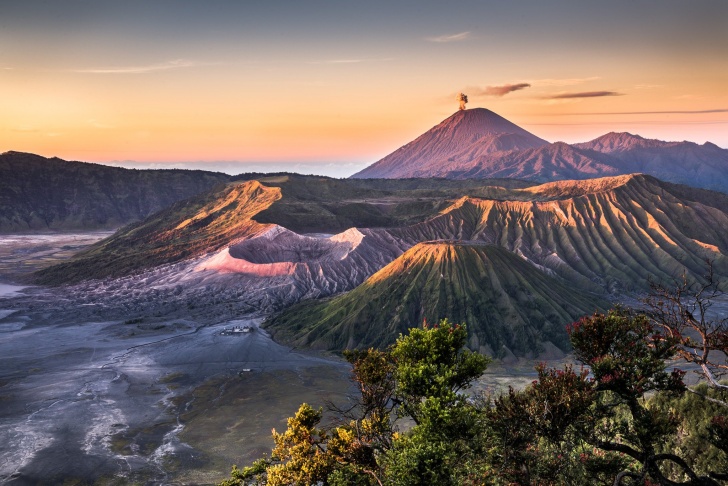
top-left (265, 243), bottom-right (608, 356)
top-left (250, 175), bottom-right (534, 233)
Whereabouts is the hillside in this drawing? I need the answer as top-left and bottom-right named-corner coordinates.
top-left (34, 174), bottom-right (728, 296)
top-left (33, 176), bottom-right (528, 284)
top-left (265, 242), bottom-right (607, 356)
top-left (351, 110), bottom-right (728, 193)
top-left (0, 151), bottom-right (231, 232)
top-left (389, 174), bottom-right (728, 293)
top-left (33, 180), bottom-right (281, 284)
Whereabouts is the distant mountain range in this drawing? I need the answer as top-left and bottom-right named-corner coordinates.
top-left (0, 151), bottom-right (231, 232)
top-left (352, 108), bottom-right (728, 193)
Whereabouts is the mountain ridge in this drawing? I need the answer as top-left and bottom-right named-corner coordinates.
top-left (0, 151), bottom-right (231, 232)
top-left (34, 173), bottom-right (728, 298)
top-left (351, 109), bottom-right (728, 193)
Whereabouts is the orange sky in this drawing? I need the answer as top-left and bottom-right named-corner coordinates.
top-left (1, 1), bottom-right (726, 176)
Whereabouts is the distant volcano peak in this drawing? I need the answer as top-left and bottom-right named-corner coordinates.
top-left (351, 108), bottom-right (548, 179)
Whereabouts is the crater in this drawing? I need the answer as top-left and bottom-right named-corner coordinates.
top-left (228, 226), bottom-right (363, 264)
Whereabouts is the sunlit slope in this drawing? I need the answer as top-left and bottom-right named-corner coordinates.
top-left (389, 174), bottom-right (728, 293)
top-left (34, 173), bottom-right (728, 293)
top-left (34, 181), bottom-right (281, 284)
top-left (266, 242), bottom-right (606, 355)
top-left (33, 175), bottom-right (533, 284)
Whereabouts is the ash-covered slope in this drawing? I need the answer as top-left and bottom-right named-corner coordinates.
top-left (0, 151), bottom-right (231, 232)
top-left (34, 180), bottom-right (281, 284)
top-left (351, 108), bottom-right (548, 179)
top-left (265, 242), bottom-right (607, 356)
top-left (446, 142), bottom-right (622, 181)
top-left (389, 174), bottom-right (728, 293)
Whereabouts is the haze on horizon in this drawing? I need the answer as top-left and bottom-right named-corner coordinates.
top-left (2, 0), bottom-right (727, 177)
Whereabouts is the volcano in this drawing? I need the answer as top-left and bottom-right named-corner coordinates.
top-left (265, 242), bottom-right (607, 356)
top-left (350, 108), bottom-right (548, 179)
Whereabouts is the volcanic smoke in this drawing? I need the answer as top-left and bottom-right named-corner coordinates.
top-left (457, 93), bottom-right (468, 110)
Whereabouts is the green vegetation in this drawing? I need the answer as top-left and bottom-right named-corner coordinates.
top-left (249, 174), bottom-right (534, 234)
top-left (220, 310), bottom-right (728, 485)
top-left (265, 243), bottom-right (608, 356)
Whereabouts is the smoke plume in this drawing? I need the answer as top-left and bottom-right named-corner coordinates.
top-left (457, 92), bottom-right (468, 110)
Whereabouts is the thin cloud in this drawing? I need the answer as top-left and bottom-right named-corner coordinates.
top-left (11, 126), bottom-right (38, 132)
top-left (74, 59), bottom-right (200, 74)
top-left (427, 31), bottom-right (470, 43)
top-left (308, 58), bottom-right (394, 65)
top-left (530, 76), bottom-right (600, 87)
top-left (673, 94), bottom-right (703, 100)
top-left (554, 109), bottom-right (728, 115)
top-left (476, 83), bottom-right (531, 97)
top-left (545, 91), bottom-right (623, 99)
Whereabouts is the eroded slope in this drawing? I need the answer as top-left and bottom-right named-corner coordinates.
top-left (265, 242), bottom-right (607, 356)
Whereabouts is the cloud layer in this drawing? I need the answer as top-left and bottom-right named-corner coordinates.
top-left (546, 91), bottom-right (623, 99)
top-left (74, 59), bottom-right (199, 74)
top-left (478, 83), bottom-right (531, 97)
top-left (427, 31), bottom-right (470, 43)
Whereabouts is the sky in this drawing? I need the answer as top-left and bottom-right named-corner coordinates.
top-left (1, 0), bottom-right (727, 177)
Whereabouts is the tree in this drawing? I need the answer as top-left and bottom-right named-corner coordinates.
top-left (218, 319), bottom-right (490, 486)
top-left (568, 309), bottom-right (724, 485)
top-left (643, 262), bottom-right (728, 408)
top-left (487, 364), bottom-right (626, 485)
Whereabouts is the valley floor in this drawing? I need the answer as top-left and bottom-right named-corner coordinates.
top-left (0, 234), bottom-right (349, 485)
top-left (0, 233), bottom-right (722, 485)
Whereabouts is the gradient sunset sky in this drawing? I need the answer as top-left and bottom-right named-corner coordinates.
top-left (2, 0), bottom-right (727, 176)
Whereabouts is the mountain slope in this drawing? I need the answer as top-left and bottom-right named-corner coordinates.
top-left (388, 174), bottom-right (728, 293)
top-left (0, 151), bottom-right (231, 232)
top-left (351, 108), bottom-right (548, 179)
top-left (573, 132), bottom-right (728, 192)
top-left (34, 174), bottom-right (728, 298)
top-left (446, 142), bottom-right (622, 181)
top-left (265, 242), bottom-right (607, 355)
top-left (32, 175), bottom-right (528, 284)
top-left (34, 180), bottom-right (281, 284)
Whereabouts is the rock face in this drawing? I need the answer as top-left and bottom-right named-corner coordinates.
top-left (351, 111), bottom-right (728, 193)
top-left (265, 242), bottom-right (608, 356)
top-left (350, 108), bottom-right (548, 179)
top-left (0, 151), bottom-right (231, 232)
